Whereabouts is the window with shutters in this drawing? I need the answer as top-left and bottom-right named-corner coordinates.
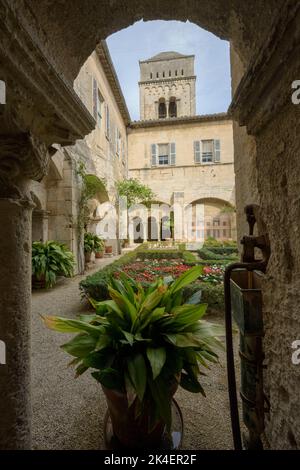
top-left (194, 139), bottom-right (221, 164)
top-left (105, 104), bottom-right (110, 139)
top-left (116, 129), bottom-right (122, 156)
top-left (151, 143), bottom-right (176, 166)
top-left (201, 140), bottom-right (214, 163)
top-left (194, 141), bottom-right (201, 163)
top-left (92, 79), bottom-right (104, 128)
top-left (158, 143), bottom-right (169, 165)
top-left (96, 89), bottom-right (104, 128)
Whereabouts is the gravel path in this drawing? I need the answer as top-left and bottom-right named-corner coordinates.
top-left (32, 259), bottom-right (239, 450)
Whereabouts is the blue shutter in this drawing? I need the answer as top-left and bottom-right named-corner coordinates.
top-left (214, 139), bottom-right (221, 162)
top-left (170, 142), bottom-right (176, 165)
top-left (151, 144), bottom-right (157, 166)
top-left (194, 141), bottom-right (201, 163)
top-left (92, 78), bottom-right (97, 121)
top-left (106, 104), bottom-right (110, 138)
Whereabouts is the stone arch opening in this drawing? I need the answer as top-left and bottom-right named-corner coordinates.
top-left (147, 216), bottom-right (159, 241)
top-left (133, 216), bottom-right (144, 243)
top-left (1, 0), bottom-right (295, 451)
top-left (187, 197), bottom-right (236, 242)
top-left (169, 97), bottom-right (177, 118)
top-left (31, 192), bottom-right (49, 243)
top-left (158, 98), bottom-right (167, 119)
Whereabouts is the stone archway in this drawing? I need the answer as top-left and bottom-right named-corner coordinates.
top-left (0, 0), bottom-right (299, 451)
top-left (187, 197), bottom-right (236, 242)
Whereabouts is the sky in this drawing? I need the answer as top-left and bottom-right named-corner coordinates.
top-left (107, 20), bottom-right (231, 121)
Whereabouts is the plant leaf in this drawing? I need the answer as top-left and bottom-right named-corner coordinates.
top-left (170, 266), bottom-right (203, 294)
top-left (146, 347), bottom-right (166, 380)
top-left (186, 289), bottom-right (202, 305)
top-left (92, 368), bottom-right (123, 390)
top-left (127, 353), bottom-right (147, 402)
top-left (61, 333), bottom-right (97, 358)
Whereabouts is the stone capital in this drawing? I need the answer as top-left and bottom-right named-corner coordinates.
top-left (0, 133), bottom-right (50, 199)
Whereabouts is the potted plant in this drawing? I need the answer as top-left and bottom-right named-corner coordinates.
top-left (94, 236), bottom-right (105, 259)
top-left (122, 238), bottom-right (130, 249)
top-left (43, 266), bottom-right (223, 448)
top-left (105, 242), bottom-right (113, 254)
top-left (84, 232), bottom-right (95, 263)
top-left (32, 241), bottom-right (74, 289)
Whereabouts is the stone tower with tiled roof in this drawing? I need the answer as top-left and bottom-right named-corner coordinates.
top-left (139, 51), bottom-right (196, 120)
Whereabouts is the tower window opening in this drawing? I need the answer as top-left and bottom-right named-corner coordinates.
top-left (158, 98), bottom-right (167, 119)
top-left (156, 72), bottom-right (159, 78)
top-left (169, 70), bottom-right (171, 77)
top-left (169, 97), bottom-right (177, 118)
top-left (150, 72), bottom-right (153, 79)
top-left (163, 71), bottom-right (165, 77)
top-left (175, 70), bottom-right (177, 76)
top-left (181, 69), bottom-right (184, 75)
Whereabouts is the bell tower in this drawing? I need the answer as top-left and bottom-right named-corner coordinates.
top-left (139, 51), bottom-right (196, 121)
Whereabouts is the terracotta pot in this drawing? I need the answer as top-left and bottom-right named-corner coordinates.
top-left (84, 251), bottom-right (92, 263)
top-left (105, 246), bottom-right (113, 254)
top-left (95, 251), bottom-right (104, 259)
top-left (102, 377), bottom-right (179, 449)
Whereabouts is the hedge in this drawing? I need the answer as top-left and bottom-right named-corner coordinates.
top-left (136, 250), bottom-right (183, 260)
top-left (79, 249), bottom-right (139, 300)
top-left (183, 282), bottom-right (224, 311)
top-left (198, 246), bottom-right (238, 261)
top-left (204, 246), bottom-right (238, 256)
top-left (80, 246), bottom-right (226, 308)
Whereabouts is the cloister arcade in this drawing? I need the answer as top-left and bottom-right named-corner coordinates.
top-left (0, 0), bottom-right (299, 450)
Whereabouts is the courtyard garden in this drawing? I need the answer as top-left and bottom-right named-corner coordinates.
top-left (79, 239), bottom-right (238, 315)
top-left (31, 237), bottom-right (240, 450)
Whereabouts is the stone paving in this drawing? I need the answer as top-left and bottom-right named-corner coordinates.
top-left (31, 258), bottom-right (239, 450)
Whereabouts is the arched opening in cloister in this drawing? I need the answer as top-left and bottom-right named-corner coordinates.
top-left (0, 0), bottom-right (298, 452)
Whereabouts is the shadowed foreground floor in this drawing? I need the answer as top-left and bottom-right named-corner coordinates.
top-left (31, 259), bottom-right (239, 450)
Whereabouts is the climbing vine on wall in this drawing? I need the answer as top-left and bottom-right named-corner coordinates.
top-left (76, 161), bottom-right (107, 233)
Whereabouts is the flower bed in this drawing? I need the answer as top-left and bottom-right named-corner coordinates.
top-left (114, 259), bottom-right (224, 286)
top-left (200, 264), bottom-right (225, 284)
top-left (80, 247), bottom-right (226, 311)
top-left (114, 259), bottom-right (191, 284)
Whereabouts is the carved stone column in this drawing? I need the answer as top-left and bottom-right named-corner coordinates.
top-left (0, 133), bottom-right (49, 449)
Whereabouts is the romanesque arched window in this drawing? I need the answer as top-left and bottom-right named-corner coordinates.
top-left (169, 97), bottom-right (177, 118)
top-left (158, 98), bottom-right (167, 119)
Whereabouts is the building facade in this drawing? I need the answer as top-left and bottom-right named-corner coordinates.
top-left (128, 52), bottom-right (236, 244)
top-left (139, 52), bottom-right (196, 120)
top-left (30, 42), bottom-right (130, 271)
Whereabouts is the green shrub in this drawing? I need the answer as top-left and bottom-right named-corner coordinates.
top-left (198, 246), bottom-right (238, 261)
top-left (204, 246), bottom-right (238, 256)
top-left (197, 259), bottom-right (234, 266)
top-left (45, 267), bottom-right (223, 432)
top-left (203, 236), bottom-right (222, 247)
top-left (137, 250), bottom-right (183, 260)
top-left (204, 237), bottom-right (237, 249)
top-left (182, 251), bottom-right (198, 265)
top-left (32, 241), bottom-right (74, 288)
top-left (198, 247), bottom-right (224, 260)
top-left (79, 249), bottom-right (139, 300)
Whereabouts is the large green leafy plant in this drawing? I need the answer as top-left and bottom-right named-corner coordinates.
top-left (43, 266), bottom-right (223, 430)
top-left (32, 241), bottom-right (74, 288)
top-left (84, 232), bottom-right (104, 253)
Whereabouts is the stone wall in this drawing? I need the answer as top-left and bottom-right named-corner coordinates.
top-left (128, 117), bottom-right (235, 207)
top-left (139, 54), bottom-right (196, 119)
